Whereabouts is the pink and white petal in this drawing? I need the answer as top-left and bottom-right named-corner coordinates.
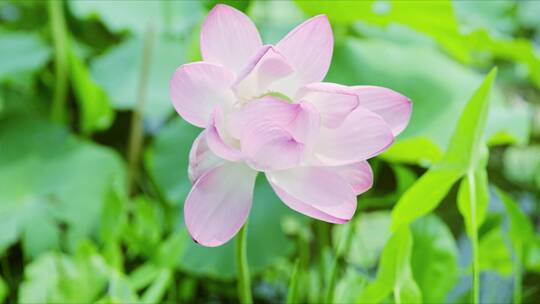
top-left (269, 182), bottom-right (350, 224)
top-left (200, 4), bottom-right (262, 72)
top-left (297, 82), bottom-right (359, 128)
top-left (266, 166), bottom-right (357, 223)
top-left (228, 96), bottom-right (296, 138)
top-left (233, 45), bottom-right (294, 99)
top-left (184, 162), bottom-right (257, 247)
top-left (352, 86), bottom-right (412, 136)
top-left (230, 96), bottom-right (319, 143)
top-left (286, 102), bottom-right (320, 145)
top-left (331, 161), bottom-right (373, 195)
top-left (241, 121), bottom-right (304, 171)
top-left (206, 109), bottom-right (244, 162)
top-left (170, 62), bottom-right (236, 127)
top-left (312, 108), bottom-right (394, 166)
top-left (188, 131), bottom-right (225, 183)
top-left (270, 15), bottom-right (333, 96)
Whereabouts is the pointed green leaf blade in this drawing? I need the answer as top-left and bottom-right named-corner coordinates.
top-left (391, 168), bottom-right (462, 231)
top-left (391, 68), bottom-right (497, 230)
top-left (442, 68), bottom-right (498, 171)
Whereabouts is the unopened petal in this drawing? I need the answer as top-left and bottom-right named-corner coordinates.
top-left (234, 45), bottom-right (294, 100)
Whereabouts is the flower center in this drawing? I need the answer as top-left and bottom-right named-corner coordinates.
top-left (235, 91), bottom-right (294, 108)
top-left (260, 91), bottom-right (294, 103)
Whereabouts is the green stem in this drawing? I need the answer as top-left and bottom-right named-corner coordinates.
top-left (513, 243), bottom-right (522, 304)
top-left (289, 228), bottom-right (310, 303)
top-left (468, 171), bottom-right (480, 304)
top-left (325, 217), bottom-right (357, 303)
top-left (394, 286), bottom-right (402, 304)
top-left (48, 0), bottom-right (69, 124)
top-left (317, 221), bottom-right (330, 301)
top-left (127, 26), bottom-right (154, 195)
top-left (286, 259), bottom-right (300, 304)
top-left (236, 224), bottom-right (252, 304)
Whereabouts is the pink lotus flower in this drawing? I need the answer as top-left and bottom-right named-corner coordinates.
top-left (170, 4), bottom-right (411, 247)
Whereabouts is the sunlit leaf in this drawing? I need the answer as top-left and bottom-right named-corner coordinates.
top-left (299, 0), bottom-right (540, 90)
top-left (391, 68), bottom-right (497, 230)
top-left (296, 0), bottom-right (469, 61)
top-left (441, 68), bottom-right (497, 171)
top-left (411, 215), bottom-right (458, 303)
top-left (391, 168), bottom-right (462, 231)
top-left (454, 0), bottom-right (517, 36)
top-left (466, 30), bottom-right (540, 90)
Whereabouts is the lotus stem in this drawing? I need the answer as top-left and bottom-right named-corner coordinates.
top-left (236, 223), bottom-right (252, 304)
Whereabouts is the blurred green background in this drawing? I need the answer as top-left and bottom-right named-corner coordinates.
top-left (1, 0), bottom-right (540, 303)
